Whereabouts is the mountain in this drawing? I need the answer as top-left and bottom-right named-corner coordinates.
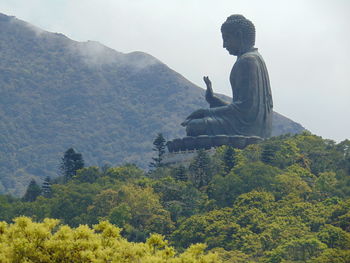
top-left (0, 13), bottom-right (305, 195)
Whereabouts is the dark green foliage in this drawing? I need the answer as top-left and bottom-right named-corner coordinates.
top-left (171, 208), bottom-right (238, 250)
top-left (294, 132), bottom-right (343, 175)
top-left (60, 148), bottom-right (84, 181)
top-left (150, 176), bottom-right (207, 221)
top-left (41, 176), bottom-right (52, 198)
top-left (150, 133), bottom-right (166, 168)
top-left (233, 162), bottom-right (281, 193)
top-left (208, 173), bottom-right (244, 207)
top-left (171, 165), bottom-right (188, 181)
top-left (22, 179), bottom-right (41, 202)
top-left (223, 146), bottom-right (236, 173)
top-left (74, 167), bottom-right (102, 183)
top-left (108, 203), bottom-right (132, 227)
top-left (189, 149), bottom-right (213, 189)
top-left (261, 143), bottom-right (277, 164)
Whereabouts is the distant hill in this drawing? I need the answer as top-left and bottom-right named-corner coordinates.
top-left (0, 13), bottom-right (305, 195)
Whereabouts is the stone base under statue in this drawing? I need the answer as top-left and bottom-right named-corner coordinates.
top-left (166, 135), bottom-right (262, 153)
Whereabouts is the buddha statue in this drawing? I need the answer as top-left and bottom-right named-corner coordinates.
top-left (181, 15), bottom-right (273, 139)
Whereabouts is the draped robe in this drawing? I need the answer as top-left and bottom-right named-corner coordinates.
top-left (185, 48), bottom-right (273, 139)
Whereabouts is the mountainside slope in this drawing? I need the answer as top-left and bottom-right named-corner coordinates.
top-left (0, 13), bottom-right (304, 195)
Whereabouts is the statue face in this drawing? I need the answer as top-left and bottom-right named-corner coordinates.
top-left (222, 31), bottom-right (242, 56)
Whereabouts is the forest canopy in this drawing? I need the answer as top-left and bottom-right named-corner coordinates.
top-left (0, 132), bottom-right (349, 262)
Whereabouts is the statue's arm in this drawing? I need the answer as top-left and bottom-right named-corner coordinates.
top-left (207, 96), bottom-right (229, 108)
top-left (209, 57), bottom-right (259, 115)
top-left (204, 76), bottom-right (229, 108)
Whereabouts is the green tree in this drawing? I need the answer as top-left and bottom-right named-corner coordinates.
top-left (22, 179), bottom-right (42, 202)
top-left (74, 166), bottom-right (101, 183)
top-left (41, 176), bottom-right (52, 198)
top-left (49, 183), bottom-right (99, 226)
top-left (151, 176), bottom-right (207, 221)
top-left (117, 184), bottom-right (174, 235)
top-left (189, 149), bottom-right (213, 189)
top-left (106, 164), bottom-right (144, 181)
top-left (223, 146), bottom-right (236, 173)
top-left (171, 165), bottom-right (188, 181)
top-left (0, 217), bottom-right (221, 263)
top-left (108, 203), bottom-right (132, 227)
top-left (87, 189), bottom-right (120, 221)
top-left (60, 148), bottom-right (84, 181)
top-left (150, 133), bottom-right (166, 168)
top-left (0, 195), bottom-right (15, 221)
top-left (267, 237), bottom-right (327, 262)
top-left (171, 208), bottom-right (239, 250)
top-left (233, 162), bottom-right (280, 193)
top-left (315, 171), bottom-right (337, 199)
top-left (317, 224), bottom-right (350, 249)
top-left (310, 248), bottom-right (350, 263)
top-left (208, 172), bottom-right (243, 207)
top-left (273, 171), bottom-right (311, 199)
top-left (261, 143), bottom-right (276, 165)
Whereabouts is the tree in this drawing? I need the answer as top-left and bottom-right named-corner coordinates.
top-left (208, 173), bottom-right (243, 207)
top-left (150, 133), bottom-right (166, 168)
top-left (189, 149), bottom-right (213, 189)
top-left (74, 167), bottom-right (101, 183)
top-left (317, 224), bottom-right (350, 249)
top-left (223, 146), bottom-right (236, 173)
top-left (22, 179), bottom-right (42, 202)
top-left (41, 176), bottom-right (52, 198)
top-left (0, 217), bottom-right (221, 263)
top-left (172, 165), bottom-right (188, 181)
top-left (261, 143), bottom-right (277, 165)
top-left (315, 172), bottom-right (337, 199)
top-left (116, 184), bottom-right (174, 236)
top-left (267, 237), bottom-right (326, 262)
top-left (171, 208), bottom-right (240, 250)
top-left (60, 148), bottom-right (84, 181)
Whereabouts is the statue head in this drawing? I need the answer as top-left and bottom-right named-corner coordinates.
top-left (221, 15), bottom-right (255, 56)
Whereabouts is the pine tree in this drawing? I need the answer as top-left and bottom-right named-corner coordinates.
top-left (150, 133), bottom-right (166, 168)
top-left (189, 149), bottom-right (212, 188)
top-left (41, 176), bottom-right (52, 198)
top-left (22, 179), bottom-right (42, 202)
top-left (172, 165), bottom-right (188, 181)
top-left (223, 146), bottom-right (236, 173)
top-left (261, 144), bottom-right (276, 165)
top-left (60, 148), bottom-right (84, 181)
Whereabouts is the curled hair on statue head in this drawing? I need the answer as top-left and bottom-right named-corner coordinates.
top-left (221, 14), bottom-right (256, 49)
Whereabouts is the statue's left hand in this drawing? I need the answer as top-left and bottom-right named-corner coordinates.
top-left (181, 109), bottom-right (209, 126)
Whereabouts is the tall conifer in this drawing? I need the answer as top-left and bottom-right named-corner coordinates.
top-left (60, 148), bottom-right (84, 181)
top-left (150, 133), bottom-right (166, 168)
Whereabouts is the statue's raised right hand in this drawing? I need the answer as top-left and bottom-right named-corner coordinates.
top-left (204, 76), bottom-right (214, 102)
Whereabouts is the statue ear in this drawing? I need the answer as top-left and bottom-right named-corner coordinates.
top-left (232, 30), bottom-right (244, 52)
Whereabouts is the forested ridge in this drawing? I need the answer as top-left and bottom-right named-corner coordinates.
top-left (1, 132), bottom-right (349, 262)
top-left (0, 12), bottom-right (304, 196)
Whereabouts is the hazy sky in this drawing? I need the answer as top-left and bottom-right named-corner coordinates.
top-left (1, 0), bottom-right (349, 142)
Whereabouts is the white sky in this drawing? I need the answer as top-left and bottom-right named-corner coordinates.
top-left (1, 0), bottom-right (349, 142)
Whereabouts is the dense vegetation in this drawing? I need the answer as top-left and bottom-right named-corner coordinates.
top-left (1, 132), bottom-right (349, 262)
top-left (0, 218), bottom-right (219, 263)
top-left (0, 13), bottom-right (304, 196)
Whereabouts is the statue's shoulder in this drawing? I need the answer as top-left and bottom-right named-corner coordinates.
top-left (240, 48), bottom-right (260, 60)
top-left (236, 50), bottom-right (259, 68)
